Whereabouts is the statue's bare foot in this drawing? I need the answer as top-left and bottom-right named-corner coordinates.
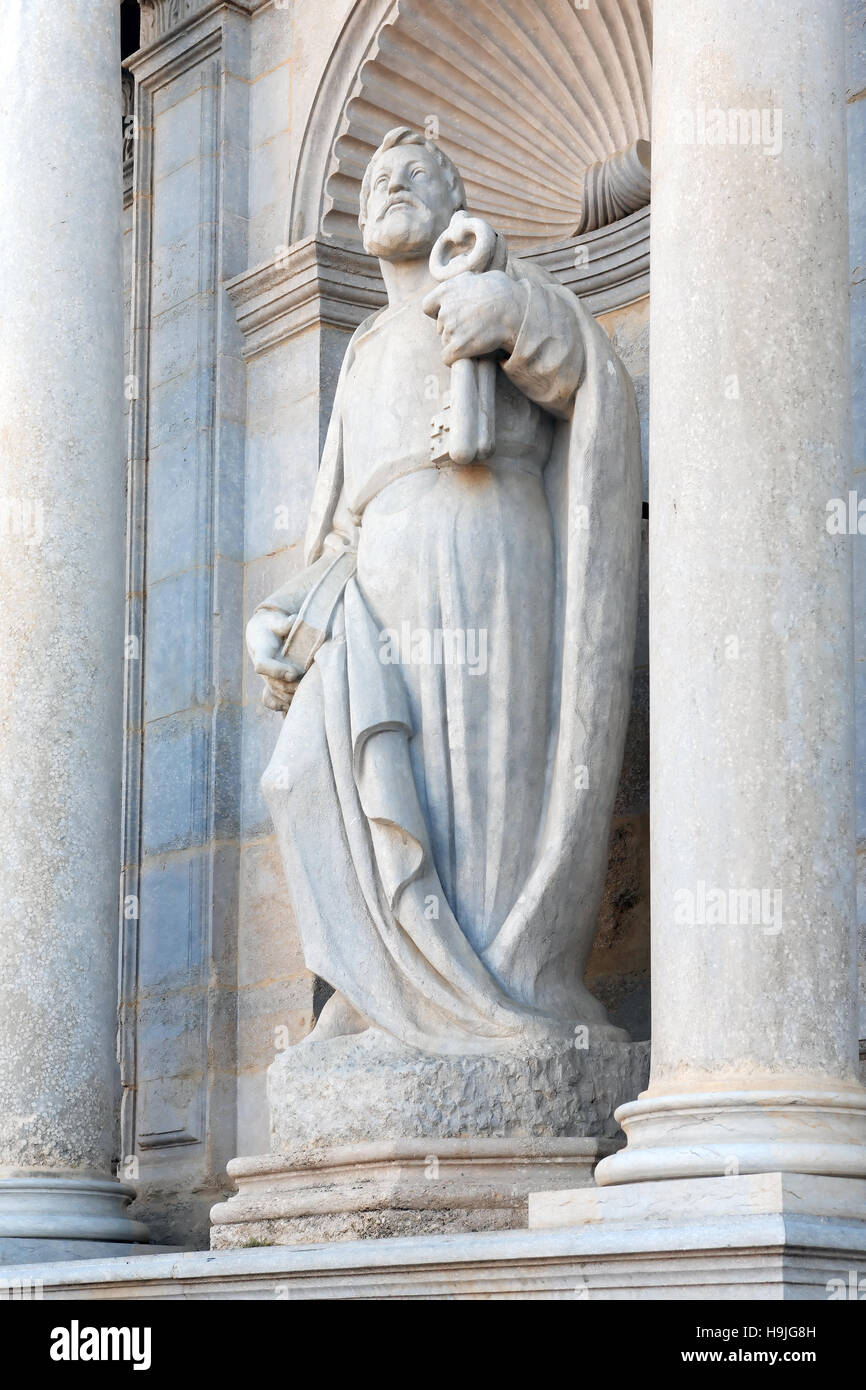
top-left (305, 991), bottom-right (368, 1043)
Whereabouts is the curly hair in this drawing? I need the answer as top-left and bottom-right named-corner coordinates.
top-left (358, 127), bottom-right (466, 233)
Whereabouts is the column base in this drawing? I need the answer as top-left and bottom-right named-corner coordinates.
top-left (595, 1087), bottom-right (866, 1186)
top-left (0, 1174), bottom-right (148, 1266)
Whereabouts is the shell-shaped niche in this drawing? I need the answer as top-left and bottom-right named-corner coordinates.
top-left (323, 0), bottom-right (652, 254)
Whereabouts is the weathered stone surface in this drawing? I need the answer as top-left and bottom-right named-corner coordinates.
top-left (2, 0), bottom-right (864, 1285)
top-left (213, 1027), bottom-right (648, 1246)
top-left (120, 0), bottom-right (254, 1250)
top-left (309, 1), bottom-right (652, 255)
top-left (267, 1031), bottom-right (650, 1151)
top-left (12, 1178), bottom-right (866, 1297)
top-left (0, 0), bottom-right (147, 1257)
top-left (248, 128), bottom-right (642, 1058)
top-left (599, 0), bottom-right (866, 1189)
top-left (210, 1138), bottom-right (609, 1247)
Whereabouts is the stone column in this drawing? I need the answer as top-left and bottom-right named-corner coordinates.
top-left (0, 0), bottom-right (146, 1260)
top-left (597, 0), bottom-right (866, 1185)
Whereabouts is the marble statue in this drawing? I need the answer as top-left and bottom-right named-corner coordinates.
top-left (246, 127), bottom-right (642, 1055)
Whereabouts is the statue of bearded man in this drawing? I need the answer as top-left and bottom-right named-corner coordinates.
top-left (246, 128), bottom-right (641, 1054)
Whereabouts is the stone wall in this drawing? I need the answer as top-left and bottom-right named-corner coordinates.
top-left (122, 1), bottom-right (258, 1248)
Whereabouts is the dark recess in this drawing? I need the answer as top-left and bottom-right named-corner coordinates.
top-left (120, 0), bottom-right (141, 61)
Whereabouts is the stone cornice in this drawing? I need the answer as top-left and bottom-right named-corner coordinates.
top-left (529, 206), bottom-right (651, 315)
top-left (225, 238), bottom-right (387, 360)
top-left (138, 0), bottom-right (265, 45)
top-left (130, 0), bottom-right (268, 81)
top-left (226, 212), bottom-right (649, 362)
top-left (140, 0), bottom-right (207, 41)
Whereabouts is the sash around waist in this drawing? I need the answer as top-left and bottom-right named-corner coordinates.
top-left (348, 452), bottom-right (546, 525)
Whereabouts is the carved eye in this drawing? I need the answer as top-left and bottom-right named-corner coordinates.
top-left (374, 173), bottom-right (388, 191)
top-left (411, 166), bottom-right (427, 179)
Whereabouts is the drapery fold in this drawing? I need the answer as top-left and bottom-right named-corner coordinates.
top-left (261, 262), bottom-right (642, 1052)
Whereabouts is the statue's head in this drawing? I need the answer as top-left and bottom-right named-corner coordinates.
top-left (359, 127), bottom-right (466, 261)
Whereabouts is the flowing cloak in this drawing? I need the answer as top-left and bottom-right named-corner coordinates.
top-left (259, 256), bottom-right (642, 1054)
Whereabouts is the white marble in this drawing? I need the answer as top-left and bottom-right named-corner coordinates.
top-left (262, 1031), bottom-right (649, 1148)
top-left (532, 1171), bottom-right (866, 1232)
top-left (210, 1032), bottom-right (648, 1246)
top-left (0, 0), bottom-right (143, 1259)
top-left (210, 1138), bottom-right (605, 1247)
top-left (305, 1), bottom-right (652, 255)
top-left (247, 127), bottom-right (642, 1055)
top-left (0, 0), bottom-right (859, 1282)
top-left (10, 1176), bottom-right (866, 1298)
top-left (598, 0), bottom-right (866, 1187)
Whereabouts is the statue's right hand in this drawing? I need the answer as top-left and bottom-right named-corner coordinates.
top-left (246, 608), bottom-right (304, 708)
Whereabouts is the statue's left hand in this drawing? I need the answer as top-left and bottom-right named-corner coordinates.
top-left (247, 607), bottom-right (304, 711)
top-left (422, 271), bottom-right (528, 367)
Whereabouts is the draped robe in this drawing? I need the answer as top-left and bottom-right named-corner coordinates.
top-left (259, 256), bottom-right (642, 1054)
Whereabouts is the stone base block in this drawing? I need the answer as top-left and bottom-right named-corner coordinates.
top-left (266, 1029), bottom-right (650, 1148)
top-left (211, 1029), bottom-right (649, 1246)
top-left (11, 1182), bottom-right (866, 1297)
top-left (210, 1137), bottom-right (609, 1248)
top-left (528, 1171), bottom-right (866, 1296)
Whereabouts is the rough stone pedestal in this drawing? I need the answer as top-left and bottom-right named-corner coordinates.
top-left (210, 1031), bottom-right (649, 1247)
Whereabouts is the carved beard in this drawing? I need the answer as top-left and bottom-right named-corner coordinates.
top-left (363, 201), bottom-right (445, 261)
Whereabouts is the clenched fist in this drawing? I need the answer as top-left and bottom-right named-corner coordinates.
top-left (422, 270), bottom-right (528, 367)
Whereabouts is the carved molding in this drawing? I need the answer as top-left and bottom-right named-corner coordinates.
top-left (225, 237), bottom-right (388, 359)
top-left (140, 0), bottom-right (208, 41)
top-left (577, 140), bottom-right (651, 235)
top-left (531, 204), bottom-right (650, 314)
top-left (228, 208), bottom-right (649, 365)
top-left (139, 0), bottom-right (266, 46)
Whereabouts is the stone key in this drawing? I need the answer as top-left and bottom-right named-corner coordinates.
top-left (428, 209), bottom-right (507, 465)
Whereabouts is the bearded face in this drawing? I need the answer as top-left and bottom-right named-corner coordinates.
top-left (361, 144), bottom-right (457, 261)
